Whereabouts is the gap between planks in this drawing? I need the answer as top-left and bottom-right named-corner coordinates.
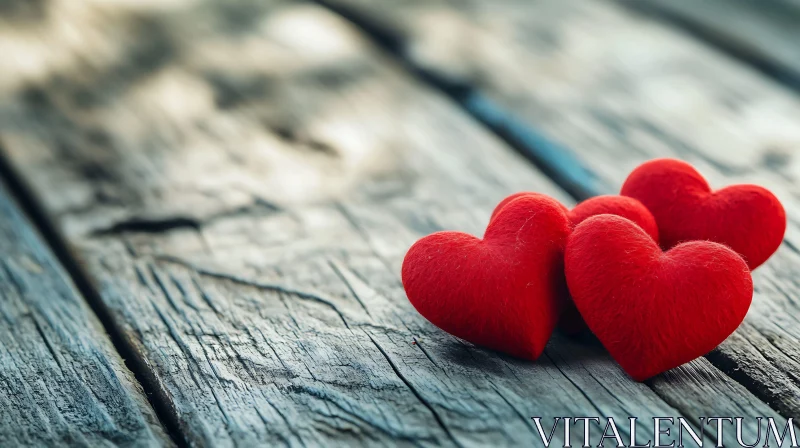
top-left (617, 0), bottom-right (800, 92)
top-left (311, 0), bottom-right (609, 201)
top-left (0, 145), bottom-right (188, 447)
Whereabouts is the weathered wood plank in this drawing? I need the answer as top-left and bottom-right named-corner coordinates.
top-left (0, 0), bottom-right (783, 445)
top-left (311, 0), bottom-right (800, 419)
top-left (621, 0), bottom-right (800, 87)
top-left (0, 179), bottom-right (170, 446)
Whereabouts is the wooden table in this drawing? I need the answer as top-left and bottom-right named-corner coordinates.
top-left (1, 0), bottom-right (798, 446)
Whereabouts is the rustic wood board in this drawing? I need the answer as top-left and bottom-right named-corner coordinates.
top-left (0, 179), bottom-right (169, 446)
top-left (621, 0), bottom-right (800, 86)
top-left (0, 0), bottom-right (786, 445)
top-left (311, 0), bottom-right (800, 420)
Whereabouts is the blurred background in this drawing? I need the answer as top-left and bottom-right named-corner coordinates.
top-left (3, 0), bottom-right (800, 221)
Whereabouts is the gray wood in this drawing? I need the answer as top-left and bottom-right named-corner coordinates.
top-left (307, 0), bottom-right (800, 420)
top-left (0, 0), bottom-right (785, 445)
top-left (0, 180), bottom-right (169, 446)
top-left (621, 0), bottom-right (800, 86)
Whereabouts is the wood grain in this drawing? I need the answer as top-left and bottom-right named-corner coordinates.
top-left (0, 0), bottom-right (786, 445)
top-left (0, 179), bottom-right (169, 446)
top-left (312, 0), bottom-right (800, 420)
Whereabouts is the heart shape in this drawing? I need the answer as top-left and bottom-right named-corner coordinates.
top-left (491, 193), bottom-right (659, 333)
top-left (491, 193), bottom-right (659, 243)
top-left (621, 158), bottom-right (785, 269)
top-left (402, 194), bottom-right (571, 359)
top-left (565, 214), bottom-right (753, 381)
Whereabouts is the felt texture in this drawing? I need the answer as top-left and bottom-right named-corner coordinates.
top-left (491, 193), bottom-right (659, 334)
top-left (565, 215), bottom-right (753, 381)
top-left (491, 193), bottom-right (658, 241)
top-left (490, 192), bottom-right (569, 222)
top-left (621, 158), bottom-right (785, 269)
top-left (570, 196), bottom-right (659, 242)
top-left (402, 194), bottom-right (571, 360)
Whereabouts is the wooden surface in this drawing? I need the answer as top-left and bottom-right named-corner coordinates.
top-left (1, 1), bottom-right (693, 445)
top-left (318, 0), bottom-right (800, 420)
top-left (0, 179), bottom-right (169, 446)
top-left (624, 0), bottom-right (800, 87)
top-left (0, 0), bottom-right (798, 446)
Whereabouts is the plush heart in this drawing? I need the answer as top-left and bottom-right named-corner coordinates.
top-left (565, 215), bottom-right (753, 381)
top-left (621, 158), bottom-right (785, 269)
top-left (570, 196), bottom-right (659, 242)
top-left (490, 192), bottom-right (569, 222)
top-left (491, 193), bottom-right (658, 241)
top-left (402, 193), bottom-right (571, 359)
top-left (491, 193), bottom-right (659, 334)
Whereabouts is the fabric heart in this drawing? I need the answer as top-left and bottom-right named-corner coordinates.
top-left (565, 214), bottom-right (753, 381)
top-left (491, 193), bottom-right (659, 333)
top-left (490, 192), bottom-right (569, 222)
top-left (569, 196), bottom-right (658, 242)
top-left (621, 158), bottom-right (785, 269)
top-left (402, 193), bottom-right (571, 359)
top-left (491, 193), bottom-right (659, 243)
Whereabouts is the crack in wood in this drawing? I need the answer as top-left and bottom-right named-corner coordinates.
top-left (364, 332), bottom-right (463, 448)
top-left (155, 255), bottom-right (355, 330)
top-left (0, 147), bottom-right (187, 447)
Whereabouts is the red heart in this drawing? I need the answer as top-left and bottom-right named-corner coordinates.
top-left (569, 196), bottom-right (658, 242)
top-left (565, 214), bottom-right (753, 381)
top-left (491, 193), bottom-right (658, 241)
top-left (491, 193), bottom-right (659, 333)
top-left (491, 192), bottom-right (569, 222)
top-left (402, 194), bottom-right (571, 359)
top-left (621, 158), bottom-right (785, 269)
